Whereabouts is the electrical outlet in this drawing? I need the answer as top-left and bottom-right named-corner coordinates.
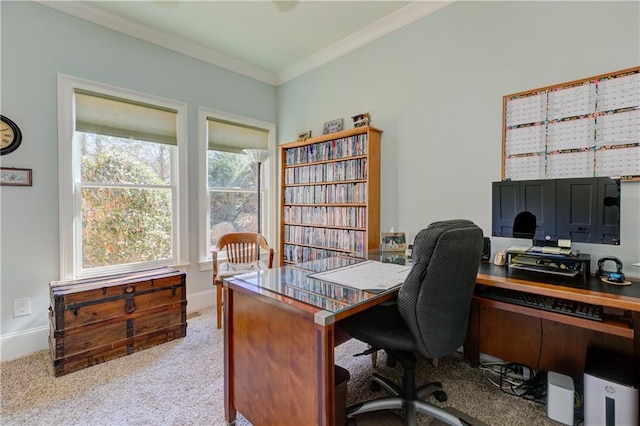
top-left (14, 297), bottom-right (32, 317)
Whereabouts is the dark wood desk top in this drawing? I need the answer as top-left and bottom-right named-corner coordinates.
top-left (477, 262), bottom-right (640, 311)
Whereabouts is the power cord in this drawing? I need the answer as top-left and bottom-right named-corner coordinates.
top-left (573, 381), bottom-right (584, 426)
top-left (480, 362), bottom-right (546, 404)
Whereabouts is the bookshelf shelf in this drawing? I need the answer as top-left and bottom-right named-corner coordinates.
top-left (284, 154), bottom-right (369, 167)
top-left (280, 126), bottom-right (381, 265)
top-left (284, 241), bottom-right (361, 254)
top-left (284, 179), bottom-right (368, 187)
top-left (283, 222), bottom-right (366, 231)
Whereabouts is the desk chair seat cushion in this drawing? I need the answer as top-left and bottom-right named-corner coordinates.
top-left (215, 260), bottom-right (269, 282)
top-left (343, 304), bottom-right (416, 352)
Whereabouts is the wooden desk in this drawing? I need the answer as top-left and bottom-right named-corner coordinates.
top-left (223, 258), bottom-right (400, 426)
top-left (465, 262), bottom-right (640, 383)
top-left (224, 258), bottom-right (640, 425)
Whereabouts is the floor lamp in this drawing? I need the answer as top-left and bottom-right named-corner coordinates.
top-left (243, 149), bottom-right (272, 235)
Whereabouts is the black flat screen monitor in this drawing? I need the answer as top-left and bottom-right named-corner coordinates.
top-left (491, 177), bottom-right (620, 245)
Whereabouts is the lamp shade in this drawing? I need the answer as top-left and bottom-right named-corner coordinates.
top-left (243, 148), bottom-right (272, 164)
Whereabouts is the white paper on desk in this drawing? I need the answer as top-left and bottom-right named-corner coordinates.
top-left (309, 260), bottom-right (411, 291)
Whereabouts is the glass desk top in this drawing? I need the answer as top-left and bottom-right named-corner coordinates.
top-left (224, 255), bottom-right (407, 314)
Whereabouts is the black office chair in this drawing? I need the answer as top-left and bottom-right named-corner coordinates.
top-left (340, 220), bottom-right (483, 426)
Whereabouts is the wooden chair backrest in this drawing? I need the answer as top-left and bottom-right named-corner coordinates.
top-left (215, 232), bottom-right (274, 268)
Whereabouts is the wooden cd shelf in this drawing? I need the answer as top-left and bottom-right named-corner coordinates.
top-left (280, 126), bottom-right (381, 266)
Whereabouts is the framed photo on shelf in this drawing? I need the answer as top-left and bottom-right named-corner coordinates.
top-left (0, 167), bottom-right (32, 186)
top-left (323, 118), bottom-right (343, 134)
top-left (297, 130), bottom-right (312, 141)
top-left (379, 252), bottom-right (407, 265)
top-left (381, 232), bottom-right (406, 252)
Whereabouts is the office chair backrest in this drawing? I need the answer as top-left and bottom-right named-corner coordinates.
top-left (397, 220), bottom-right (483, 359)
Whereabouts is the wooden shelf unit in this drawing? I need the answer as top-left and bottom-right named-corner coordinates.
top-left (280, 126), bottom-right (381, 266)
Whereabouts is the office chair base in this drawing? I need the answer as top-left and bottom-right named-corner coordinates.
top-left (348, 374), bottom-right (461, 425)
top-left (346, 396), bottom-right (469, 426)
top-left (347, 363), bottom-right (468, 426)
top-left (369, 373), bottom-right (448, 402)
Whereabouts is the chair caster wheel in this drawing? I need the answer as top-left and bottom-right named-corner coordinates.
top-left (434, 390), bottom-right (447, 402)
top-left (370, 380), bottom-right (381, 391)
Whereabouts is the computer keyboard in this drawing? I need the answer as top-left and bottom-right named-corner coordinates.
top-left (478, 287), bottom-right (603, 321)
top-left (508, 263), bottom-right (579, 277)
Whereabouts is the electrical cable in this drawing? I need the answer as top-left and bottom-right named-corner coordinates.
top-left (479, 361), bottom-right (546, 404)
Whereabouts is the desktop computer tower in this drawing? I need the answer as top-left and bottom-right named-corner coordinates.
top-left (584, 347), bottom-right (638, 426)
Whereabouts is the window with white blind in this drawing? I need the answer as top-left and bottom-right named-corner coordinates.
top-left (58, 74), bottom-right (188, 279)
top-left (198, 108), bottom-right (276, 264)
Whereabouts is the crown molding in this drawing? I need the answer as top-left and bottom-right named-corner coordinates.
top-left (276, 1), bottom-right (454, 85)
top-left (35, 1), bottom-right (278, 86)
top-left (35, 1), bottom-right (453, 87)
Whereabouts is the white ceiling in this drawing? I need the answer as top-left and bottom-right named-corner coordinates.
top-left (38, 1), bottom-right (454, 85)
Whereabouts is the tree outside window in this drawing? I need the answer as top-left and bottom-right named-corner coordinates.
top-left (79, 133), bottom-right (174, 268)
top-left (207, 150), bottom-right (258, 248)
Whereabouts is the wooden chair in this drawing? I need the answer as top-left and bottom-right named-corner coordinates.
top-left (212, 232), bottom-right (274, 329)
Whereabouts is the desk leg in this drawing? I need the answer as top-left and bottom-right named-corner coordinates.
top-left (633, 311), bottom-right (640, 386)
top-left (464, 299), bottom-right (480, 367)
top-left (224, 286), bottom-right (237, 424)
top-left (317, 325), bottom-right (335, 426)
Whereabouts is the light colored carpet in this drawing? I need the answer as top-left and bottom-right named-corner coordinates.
top-left (0, 307), bottom-right (561, 426)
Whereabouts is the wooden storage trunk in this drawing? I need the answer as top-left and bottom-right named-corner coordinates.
top-left (49, 267), bottom-right (187, 377)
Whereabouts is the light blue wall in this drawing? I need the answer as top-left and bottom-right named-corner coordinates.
top-left (278, 1), bottom-right (640, 275)
top-left (0, 2), bottom-right (276, 343)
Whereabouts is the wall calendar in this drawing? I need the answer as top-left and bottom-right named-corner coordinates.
top-left (502, 66), bottom-right (640, 182)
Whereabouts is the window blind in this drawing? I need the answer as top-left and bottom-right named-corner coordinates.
top-left (74, 89), bottom-right (178, 145)
top-left (207, 118), bottom-right (268, 154)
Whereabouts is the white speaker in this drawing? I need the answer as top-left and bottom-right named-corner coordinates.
top-left (584, 347), bottom-right (638, 426)
top-left (547, 371), bottom-right (575, 425)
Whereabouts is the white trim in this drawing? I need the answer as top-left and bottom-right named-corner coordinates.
top-left (0, 293), bottom-right (215, 362)
top-left (37, 1), bottom-right (452, 86)
top-left (57, 74), bottom-right (189, 279)
top-left (0, 325), bottom-right (49, 362)
top-left (186, 288), bottom-right (216, 315)
top-left (198, 107), bottom-right (277, 263)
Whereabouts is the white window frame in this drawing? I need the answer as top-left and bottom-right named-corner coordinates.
top-left (57, 74), bottom-right (189, 279)
top-left (198, 107), bottom-right (276, 269)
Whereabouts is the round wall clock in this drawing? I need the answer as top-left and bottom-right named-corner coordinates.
top-left (1, 115), bottom-right (23, 155)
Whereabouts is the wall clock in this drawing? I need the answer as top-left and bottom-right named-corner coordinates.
top-left (1, 115), bottom-right (23, 155)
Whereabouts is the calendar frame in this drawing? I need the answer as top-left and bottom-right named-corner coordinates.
top-left (502, 66), bottom-right (640, 182)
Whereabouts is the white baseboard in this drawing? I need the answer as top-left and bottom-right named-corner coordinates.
top-left (0, 288), bottom-right (216, 363)
top-left (186, 288), bottom-right (216, 313)
top-left (0, 325), bottom-right (50, 362)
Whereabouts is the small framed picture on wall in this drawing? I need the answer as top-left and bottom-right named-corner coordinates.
top-left (0, 167), bottom-right (32, 186)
